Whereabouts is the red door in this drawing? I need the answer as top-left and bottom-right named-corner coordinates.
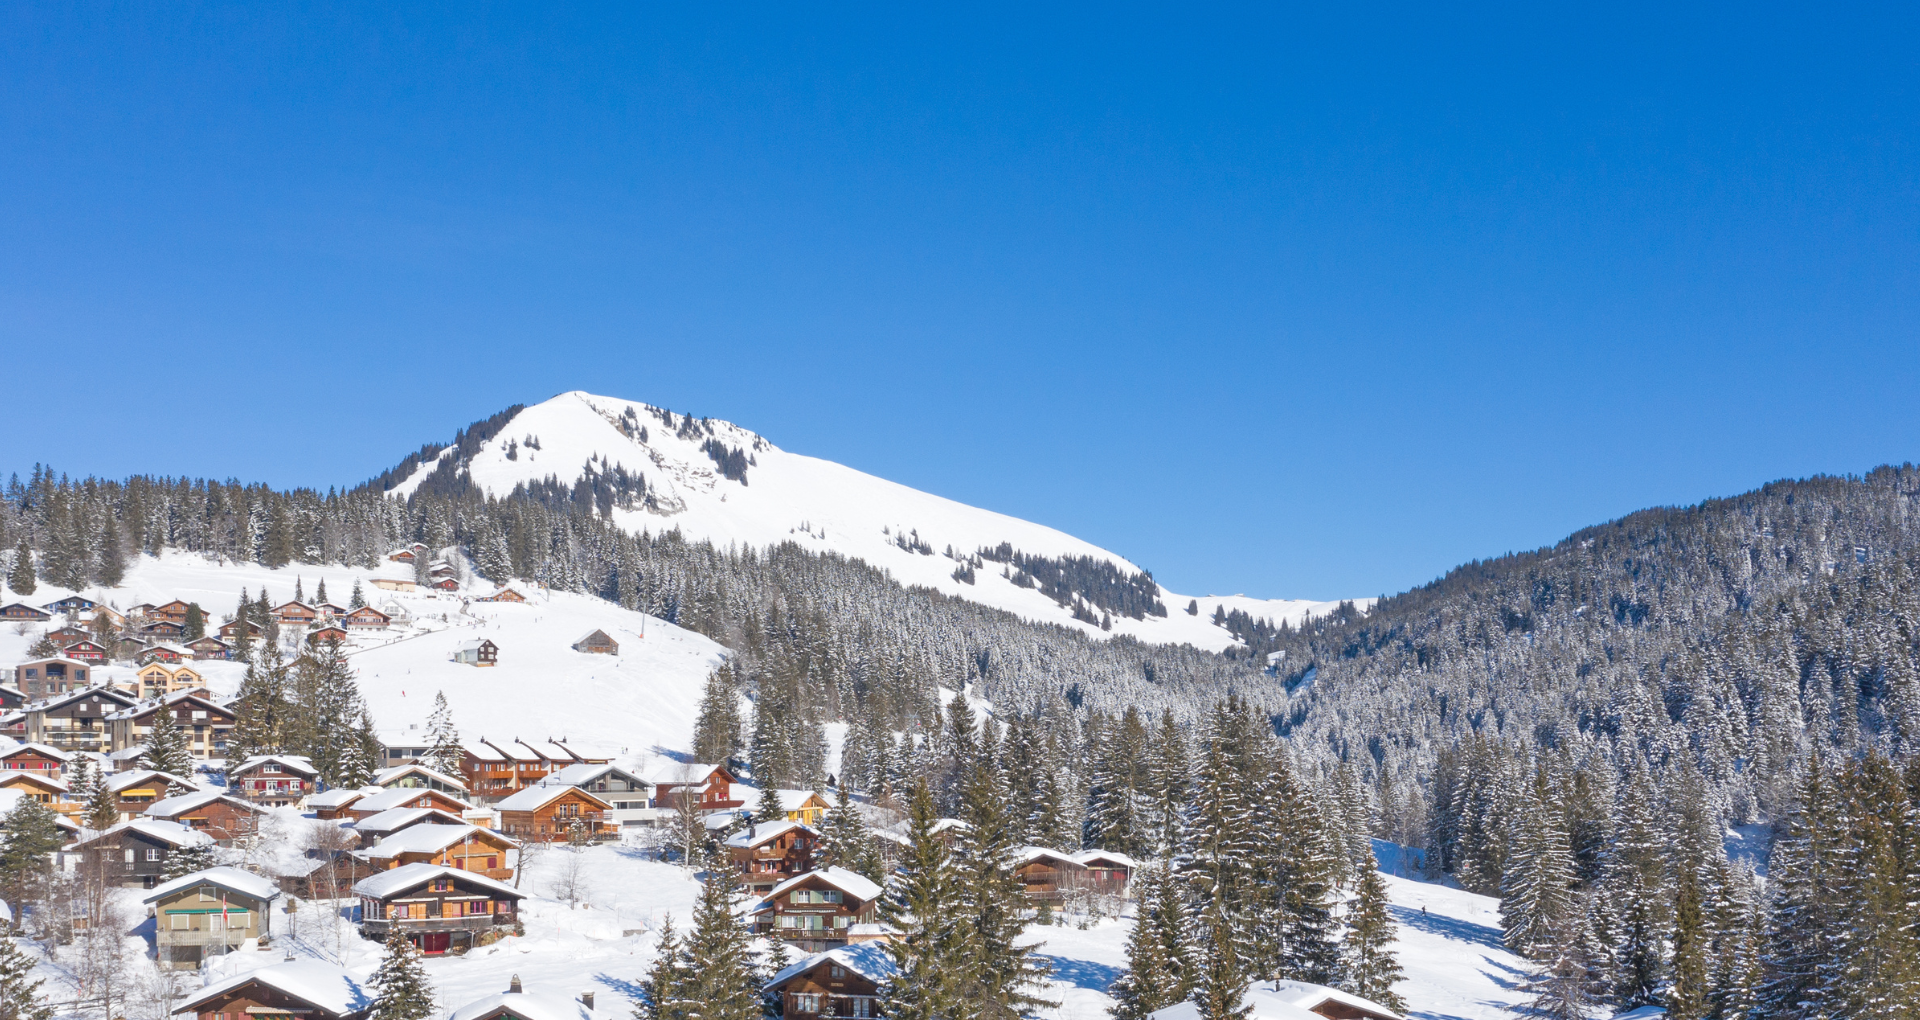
top-left (423, 932), bottom-right (451, 955)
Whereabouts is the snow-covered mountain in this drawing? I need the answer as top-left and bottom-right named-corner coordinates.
top-left (390, 392), bottom-right (1356, 653)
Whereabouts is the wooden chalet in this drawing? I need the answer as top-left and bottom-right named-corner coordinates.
top-left (0, 770), bottom-right (68, 805)
top-left (648, 762), bottom-right (743, 813)
top-left (445, 981), bottom-right (597, 1020)
top-left (90, 605), bottom-right (126, 629)
top-left (343, 606), bottom-right (392, 629)
top-left (12, 657), bottom-right (91, 697)
top-left (361, 823), bottom-right (517, 881)
top-left (111, 635), bottom-right (149, 661)
top-left (228, 754), bottom-right (320, 806)
top-left (495, 785), bottom-right (612, 842)
top-left (25, 685), bottom-right (140, 752)
top-left (185, 635), bottom-right (233, 660)
top-left (351, 806), bottom-right (468, 842)
top-left (387, 543), bottom-right (428, 563)
top-left (541, 762), bottom-right (651, 827)
top-left (127, 602), bottom-right (158, 618)
top-left (757, 788), bottom-right (833, 826)
top-left (475, 588), bottom-right (527, 603)
top-left (107, 769), bottom-right (200, 818)
top-left (427, 560), bottom-right (458, 579)
top-left (570, 629), bottom-right (618, 654)
top-left (46, 626), bottom-right (92, 646)
top-left (353, 863), bottom-right (526, 955)
top-left (137, 644), bottom-right (190, 665)
top-left (141, 620), bottom-right (188, 641)
top-left (750, 866), bottom-right (885, 951)
top-left (150, 600), bottom-right (195, 624)
top-left (0, 684), bottom-right (24, 713)
top-left (308, 787), bottom-right (374, 820)
top-left (315, 602), bottom-right (350, 620)
top-left (726, 820), bottom-right (821, 895)
top-left (348, 786), bottom-right (474, 821)
top-left (134, 663), bottom-right (204, 699)
top-left (457, 738), bottom-right (604, 799)
top-left (1011, 847), bottom-right (1086, 903)
top-left (281, 849), bottom-right (379, 900)
top-left (271, 601), bottom-right (320, 627)
top-left (428, 576), bottom-right (461, 592)
top-left (144, 866), bottom-right (280, 969)
top-left (1073, 849), bottom-right (1136, 897)
top-left (764, 943), bottom-right (900, 1020)
top-left (307, 624), bottom-right (350, 647)
top-left (217, 619), bottom-right (263, 641)
top-left (1144, 982), bottom-right (1407, 1020)
top-left (0, 603), bottom-right (52, 621)
top-left (373, 763), bottom-right (469, 795)
top-left (70, 819), bottom-right (216, 887)
top-left (173, 960), bottom-right (375, 1020)
top-left (0, 742), bottom-right (72, 776)
top-left (452, 638), bottom-right (497, 665)
top-left (144, 789), bottom-right (265, 844)
top-left (109, 691), bottom-right (236, 760)
top-left (42, 596), bottom-right (97, 614)
top-left (57, 639), bottom-right (107, 663)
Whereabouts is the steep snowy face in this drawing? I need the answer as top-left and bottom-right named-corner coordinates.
top-left (390, 391), bottom-right (1354, 651)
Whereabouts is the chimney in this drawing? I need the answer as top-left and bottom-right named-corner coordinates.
top-left (580, 993), bottom-right (595, 1011)
top-left (509, 975), bottom-right (523, 994)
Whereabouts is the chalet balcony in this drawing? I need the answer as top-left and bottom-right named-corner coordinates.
top-left (159, 930), bottom-right (254, 948)
top-left (362, 915), bottom-right (513, 935)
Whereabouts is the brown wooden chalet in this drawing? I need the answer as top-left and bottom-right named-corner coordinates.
top-left (173, 960), bottom-right (375, 1020)
top-left (750, 866), bottom-right (885, 951)
top-left (0, 603), bottom-right (52, 621)
top-left (185, 635), bottom-right (233, 660)
top-left (354, 863), bottom-right (526, 955)
top-left (648, 762), bottom-right (743, 813)
top-left (361, 823), bottom-right (518, 881)
top-left (307, 787), bottom-right (373, 820)
top-left (1010, 847), bottom-right (1088, 903)
top-left (727, 820), bottom-right (821, 895)
top-left (144, 788), bottom-right (265, 845)
top-left (229, 754), bottom-right (319, 806)
top-left (107, 769), bottom-right (200, 818)
top-left (428, 576), bottom-right (461, 591)
top-left (570, 629), bottom-right (618, 654)
top-left (46, 626), bottom-right (91, 646)
top-left (307, 624), bottom-right (350, 647)
top-left (217, 619), bottom-right (263, 641)
top-left (150, 600), bottom-right (196, 624)
top-left (373, 762), bottom-right (469, 795)
top-left (351, 806), bottom-right (468, 842)
top-left (282, 848), bottom-right (379, 900)
top-left (137, 644), bottom-right (189, 665)
top-left (110, 691), bottom-right (236, 760)
top-left (141, 620), bottom-right (188, 641)
top-left (271, 601), bottom-right (319, 627)
top-left (0, 770), bottom-right (68, 805)
top-left (457, 738), bottom-right (605, 799)
top-left (0, 742), bottom-right (72, 776)
top-left (13, 657), bottom-right (91, 698)
top-left (343, 606), bottom-right (392, 628)
top-left (26, 685), bottom-right (140, 752)
top-left (495, 785), bottom-right (612, 842)
top-left (315, 602), bottom-right (350, 619)
top-left (475, 588), bottom-right (527, 603)
top-left (1073, 850), bottom-right (1136, 896)
top-left (764, 943), bottom-right (900, 1020)
top-left (348, 786), bottom-right (473, 821)
top-left (70, 819), bottom-right (216, 887)
top-left (57, 639), bottom-right (107, 663)
top-left (388, 543), bottom-right (428, 563)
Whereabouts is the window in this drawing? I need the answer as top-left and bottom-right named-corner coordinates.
top-left (199, 886), bottom-right (215, 901)
top-left (170, 914), bottom-right (189, 930)
top-left (791, 995), bottom-right (820, 1013)
top-left (848, 998), bottom-right (872, 1018)
top-left (147, 849), bottom-right (163, 862)
top-left (831, 966), bottom-right (845, 978)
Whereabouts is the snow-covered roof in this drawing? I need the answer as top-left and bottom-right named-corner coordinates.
top-left (758, 866), bottom-right (884, 906)
top-left (373, 763), bottom-right (467, 790)
top-left (755, 787), bottom-right (829, 809)
top-left (724, 820), bottom-right (816, 849)
top-left (353, 806), bottom-right (467, 835)
top-left (495, 784), bottom-right (609, 812)
top-left (75, 818), bottom-right (215, 850)
top-left (0, 772), bottom-right (67, 792)
top-left (455, 638), bottom-right (494, 652)
top-left (1012, 846), bottom-right (1084, 868)
top-left (364, 823), bottom-right (513, 859)
top-left (141, 865), bottom-right (281, 904)
top-left (105, 768), bottom-right (197, 793)
top-left (542, 761), bottom-right (647, 788)
top-left (352, 862), bottom-right (525, 900)
top-left (1071, 849), bottom-right (1138, 869)
top-left (448, 988), bottom-right (594, 1020)
top-left (230, 754), bottom-right (319, 777)
top-left (928, 818), bottom-right (970, 834)
top-left (766, 942), bottom-right (900, 990)
top-left (307, 787), bottom-right (375, 810)
top-left (177, 960), bottom-right (374, 1019)
top-left (461, 740), bottom-right (508, 761)
top-left (1149, 982), bottom-right (1404, 1020)
top-left (646, 761), bottom-right (726, 785)
top-left (147, 788), bottom-right (260, 818)
top-left (0, 742), bottom-right (74, 762)
top-left (352, 786), bottom-right (472, 813)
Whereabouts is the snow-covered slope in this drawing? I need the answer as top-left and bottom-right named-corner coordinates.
top-left (392, 391), bottom-right (1357, 652)
top-left (0, 550), bottom-right (727, 767)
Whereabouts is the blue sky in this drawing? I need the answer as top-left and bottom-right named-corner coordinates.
top-left (3, 3), bottom-right (1917, 600)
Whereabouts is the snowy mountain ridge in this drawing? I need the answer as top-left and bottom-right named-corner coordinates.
top-left (389, 391), bottom-right (1357, 652)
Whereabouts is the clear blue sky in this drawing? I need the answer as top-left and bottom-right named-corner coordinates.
top-left (3, 3), bottom-right (1917, 601)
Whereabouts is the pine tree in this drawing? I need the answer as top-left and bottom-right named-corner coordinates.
top-left (229, 640), bottom-right (291, 760)
top-left (370, 926), bottom-right (436, 1020)
top-left (691, 666), bottom-right (741, 767)
top-left (162, 842), bottom-right (216, 879)
top-left (425, 692), bottom-right (462, 776)
top-left (1521, 914), bottom-right (1598, 1020)
top-left (676, 875), bottom-right (761, 1020)
top-left (6, 541), bottom-right (33, 597)
top-left (637, 916), bottom-right (691, 1020)
top-left (314, 578), bottom-right (328, 605)
top-left (1108, 863), bottom-right (1193, 1020)
top-left (953, 756), bottom-right (1054, 1019)
top-left (1501, 780), bottom-right (1576, 959)
top-left (756, 785), bottom-right (786, 825)
top-left (183, 603), bottom-right (205, 640)
top-left (0, 801), bottom-right (64, 908)
top-left (85, 768), bottom-right (118, 831)
top-left (1192, 894), bottom-right (1252, 1020)
top-left (294, 577), bottom-right (305, 604)
top-left (1666, 867), bottom-right (1710, 1020)
top-left (349, 579), bottom-right (366, 610)
top-left (882, 780), bottom-right (968, 1020)
top-left (0, 934), bottom-right (53, 1020)
top-left (1338, 865), bottom-right (1406, 1012)
top-left (146, 707), bottom-right (195, 780)
top-left (821, 784), bottom-right (882, 882)
top-left (93, 515), bottom-right (124, 587)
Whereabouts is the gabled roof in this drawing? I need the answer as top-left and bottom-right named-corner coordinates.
top-left (757, 865), bottom-right (884, 907)
top-left (1072, 849), bottom-right (1138, 869)
top-left (647, 761), bottom-right (730, 785)
top-left (31, 685), bottom-right (139, 713)
top-left (454, 638), bottom-right (495, 652)
top-left (272, 601), bottom-right (317, 614)
top-left (448, 989), bottom-right (593, 1020)
top-left (0, 604), bottom-right (52, 618)
top-left (12, 656), bottom-right (89, 670)
top-left (230, 754), bottom-right (319, 778)
top-left (352, 806), bottom-right (467, 836)
top-left (363, 823), bottom-right (516, 859)
top-left (543, 761), bottom-right (649, 789)
top-left (147, 788), bottom-right (262, 818)
top-left (0, 742), bottom-right (74, 763)
top-left (495, 784), bottom-right (611, 813)
top-left (0, 772), bottom-right (67, 793)
top-left (106, 769), bottom-right (198, 794)
top-left (372, 763), bottom-right (467, 790)
top-left (352, 787), bottom-right (473, 814)
top-left (1012, 846), bottom-right (1085, 869)
top-left (142, 865), bottom-right (280, 904)
top-left (460, 739), bottom-right (510, 762)
top-left (724, 820), bottom-right (817, 849)
top-left (306, 787), bottom-right (373, 810)
top-left (1146, 982), bottom-right (1405, 1020)
top-left (352, 861), bottom-right (525, 901)
top-left (73, 818), bottom-right (215, 850)
top-left (766, 942), bottom-right (900, 991)
top-left (175, 960), bottom-right (373, 1019)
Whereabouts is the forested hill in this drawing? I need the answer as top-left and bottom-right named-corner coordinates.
top-left (1267, 465), bottom-right (1920, 832)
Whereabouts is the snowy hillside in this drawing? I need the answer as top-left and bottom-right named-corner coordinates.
top-left (0, 550), bottom-right (728, 766)
top-left (388, 391), bottom-right (1357, 653)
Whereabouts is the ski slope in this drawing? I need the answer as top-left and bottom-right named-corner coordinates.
top-left (0, 550), bottom-right (728, 767)
top-left (389, 391), bottom-right (1359, 652)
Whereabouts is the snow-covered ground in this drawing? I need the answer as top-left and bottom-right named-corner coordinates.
top-left (0, 550), bottom-right (728, 766)
top-left (387, 391), bottom-right (1361, 652)
top-left (30, 837), bottom-right (1531, 1020)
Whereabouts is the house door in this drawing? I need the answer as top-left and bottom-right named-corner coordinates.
top-left (422, 931), bottom-right (451, 955)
